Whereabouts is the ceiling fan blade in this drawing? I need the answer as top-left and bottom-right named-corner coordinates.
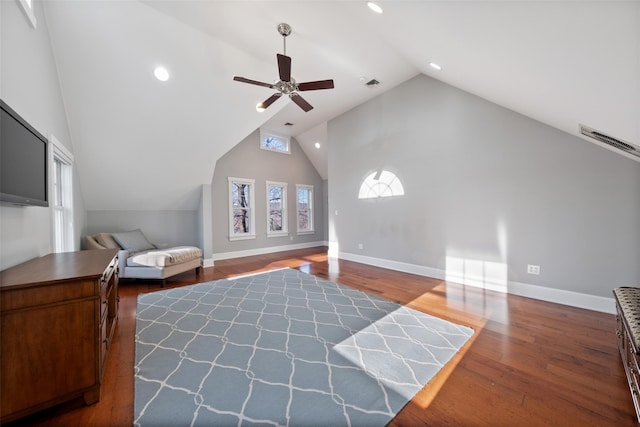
top-left (290, 93), bottom-right (313, 112)
top-left (297, 79), bottom-right (335, 91)
top-left (258, 93), bottom-right (282, 110)
top-left (277, 54), bottom-right (291, 82)
top-left (233, 76), bottom-right (274, 89)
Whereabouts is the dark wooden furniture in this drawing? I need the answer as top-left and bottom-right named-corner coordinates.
top-left (0, 249), bottom-right (119, 424)
top-left (614, 287), bottom-right (640, 423)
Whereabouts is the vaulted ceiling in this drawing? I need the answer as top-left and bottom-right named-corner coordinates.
top-left (43, 1), bottom-right (640, 211)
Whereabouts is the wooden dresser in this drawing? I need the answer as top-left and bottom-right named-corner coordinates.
top-left (0, 249), bottom-right (119, 423)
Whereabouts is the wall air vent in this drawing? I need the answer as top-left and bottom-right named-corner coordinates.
top-left (365, 78), bottom-right (380, 87)
top-left (579, 124), bottom-right (640, 160)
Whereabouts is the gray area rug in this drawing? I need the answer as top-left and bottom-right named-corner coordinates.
top-left (134, 268), bottom-right (474, 426)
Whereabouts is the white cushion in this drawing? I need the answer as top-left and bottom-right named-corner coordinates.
top-left (127, 246), bottom-right (202, 267)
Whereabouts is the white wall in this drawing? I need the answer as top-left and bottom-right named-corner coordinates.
top-left (328, 74), bottom-right (640, 308)
top-left (86, 210), bottom-right (199, 248)
top-left (1, 0), bottom-right (86, 270)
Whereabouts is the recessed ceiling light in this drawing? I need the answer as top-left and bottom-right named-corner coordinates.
top-left (314, 142), bottom-right (321, 149)
top-left (153, 65), bottom-right (170, 82)
top-left (429, 62), bottom-right (442, 71)
top-left (367, 2), bottom-right (383, 14)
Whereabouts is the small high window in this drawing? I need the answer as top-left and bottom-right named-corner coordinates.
top-left (228, 177), bottom-right (256, 240)
top-left (18, 0), bottom-right (37, 28)
top-left (260, 130), bottom-right (290, 154)
top-left (358, 170), bottom-right (405, 199)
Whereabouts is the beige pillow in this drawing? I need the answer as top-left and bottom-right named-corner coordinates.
top-left (96, 233), bottom-right (121, 249)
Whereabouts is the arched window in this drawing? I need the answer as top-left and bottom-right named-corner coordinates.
top-left (358, 170), bottom-right (405, 199)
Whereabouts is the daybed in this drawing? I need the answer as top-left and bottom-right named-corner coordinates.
top-left (84, 229), bottom-right (202, 284)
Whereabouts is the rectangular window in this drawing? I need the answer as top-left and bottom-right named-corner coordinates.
top-left (50, 136), bottom-right (74, 253)
top-left (266, 181), bottom-right (288, 237)
top-left (296, 184), bottom-right (314, 234)
top-left (260, 129), bottom-right (290, 154)
top-left (228, 177), bottom-right (256, 240)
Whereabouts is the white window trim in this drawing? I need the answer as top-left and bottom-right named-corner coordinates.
top-left (228, 177), bottom-right (256, 241)
top-left (296, 184), bottom-right (315, 234)
top-left (48, 134), bottom-right (75, 252)
top-left (266, 180), bottom-right (288, 237)
top-left (17, 0), bottom-right (37, 29)
top-left (260, 129), bottom-right (291, 155)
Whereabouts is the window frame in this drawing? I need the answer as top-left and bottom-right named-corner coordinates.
top-left (49, 135), bottom-right (74, 253)
top-left (228, 177), bottom-right (256, 241)
top-left (17, 0), bottom-right (37, 29)
top-left (296, 184), bottom-right (314, 235)
top-left (358, 169), bottom-right (405, 199)
top-left (266, 181), bottom-right (288, 237)
top-left (259, 129), bottom-right (291, 155)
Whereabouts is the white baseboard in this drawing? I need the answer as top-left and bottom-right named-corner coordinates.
top-left (339, 252), bottom-right (446, 281)
top-left (202, 258), bottom-right (215, 268)
top-left (507, 280), bottom-right (616, 314)
top-left (213, 241), bottom-right (327, 261)
top-left (338, 251), bottom-right (616, 314)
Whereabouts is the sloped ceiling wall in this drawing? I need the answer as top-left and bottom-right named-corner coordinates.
top-left (45, 0), bottom-right (286, 211)
top-left (43, 1), bottom-right (640, 212)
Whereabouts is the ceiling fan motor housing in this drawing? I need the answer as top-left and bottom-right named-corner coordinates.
top-left (278, 23), bottom-right (292, 37)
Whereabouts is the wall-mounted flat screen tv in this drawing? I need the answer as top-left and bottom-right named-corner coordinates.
top-left (0, 99), bottom-right (49, 207)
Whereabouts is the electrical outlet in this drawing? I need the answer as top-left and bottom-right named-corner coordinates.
top-left (527, 264), bottom-right (541, 275)
top-left (358, 243), bottom-right (363, 250)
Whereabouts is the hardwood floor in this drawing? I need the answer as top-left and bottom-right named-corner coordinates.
top-left (11, 247), bottom-right (636, 426)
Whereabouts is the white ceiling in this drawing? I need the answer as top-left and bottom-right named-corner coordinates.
top-left (43, 1), bottom-right (640, 211)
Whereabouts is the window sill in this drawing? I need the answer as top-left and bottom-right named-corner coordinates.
top-left (267, 232), bottom-right (289, 238)
top-left (297, 230), bottom-right (315, 236)
top-left (229, 234), bottom-right (256, 241)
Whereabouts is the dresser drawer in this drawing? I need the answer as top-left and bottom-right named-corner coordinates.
top-left (1, 280), bottom-right (95, 312)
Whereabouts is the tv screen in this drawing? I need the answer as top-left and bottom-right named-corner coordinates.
top-left (0, 99), bottom-right (48, 207)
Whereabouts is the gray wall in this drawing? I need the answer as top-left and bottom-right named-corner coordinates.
top-left (86, 210), bottom-right (199, 248)
top-left (328, 74), bottom-right (640, 298)
top-left (1, 0), bottom-right (87, 270)
top-left (211, 130), bottom-right (325, 256)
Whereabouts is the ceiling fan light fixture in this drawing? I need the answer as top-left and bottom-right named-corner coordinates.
top-left (256, 103), bottom-right (266, 112)
top-left (367, 2), bottom-right (383, 14)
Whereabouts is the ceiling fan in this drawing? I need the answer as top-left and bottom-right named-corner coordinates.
top-left (233, 23), bottom-right (334, 112)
